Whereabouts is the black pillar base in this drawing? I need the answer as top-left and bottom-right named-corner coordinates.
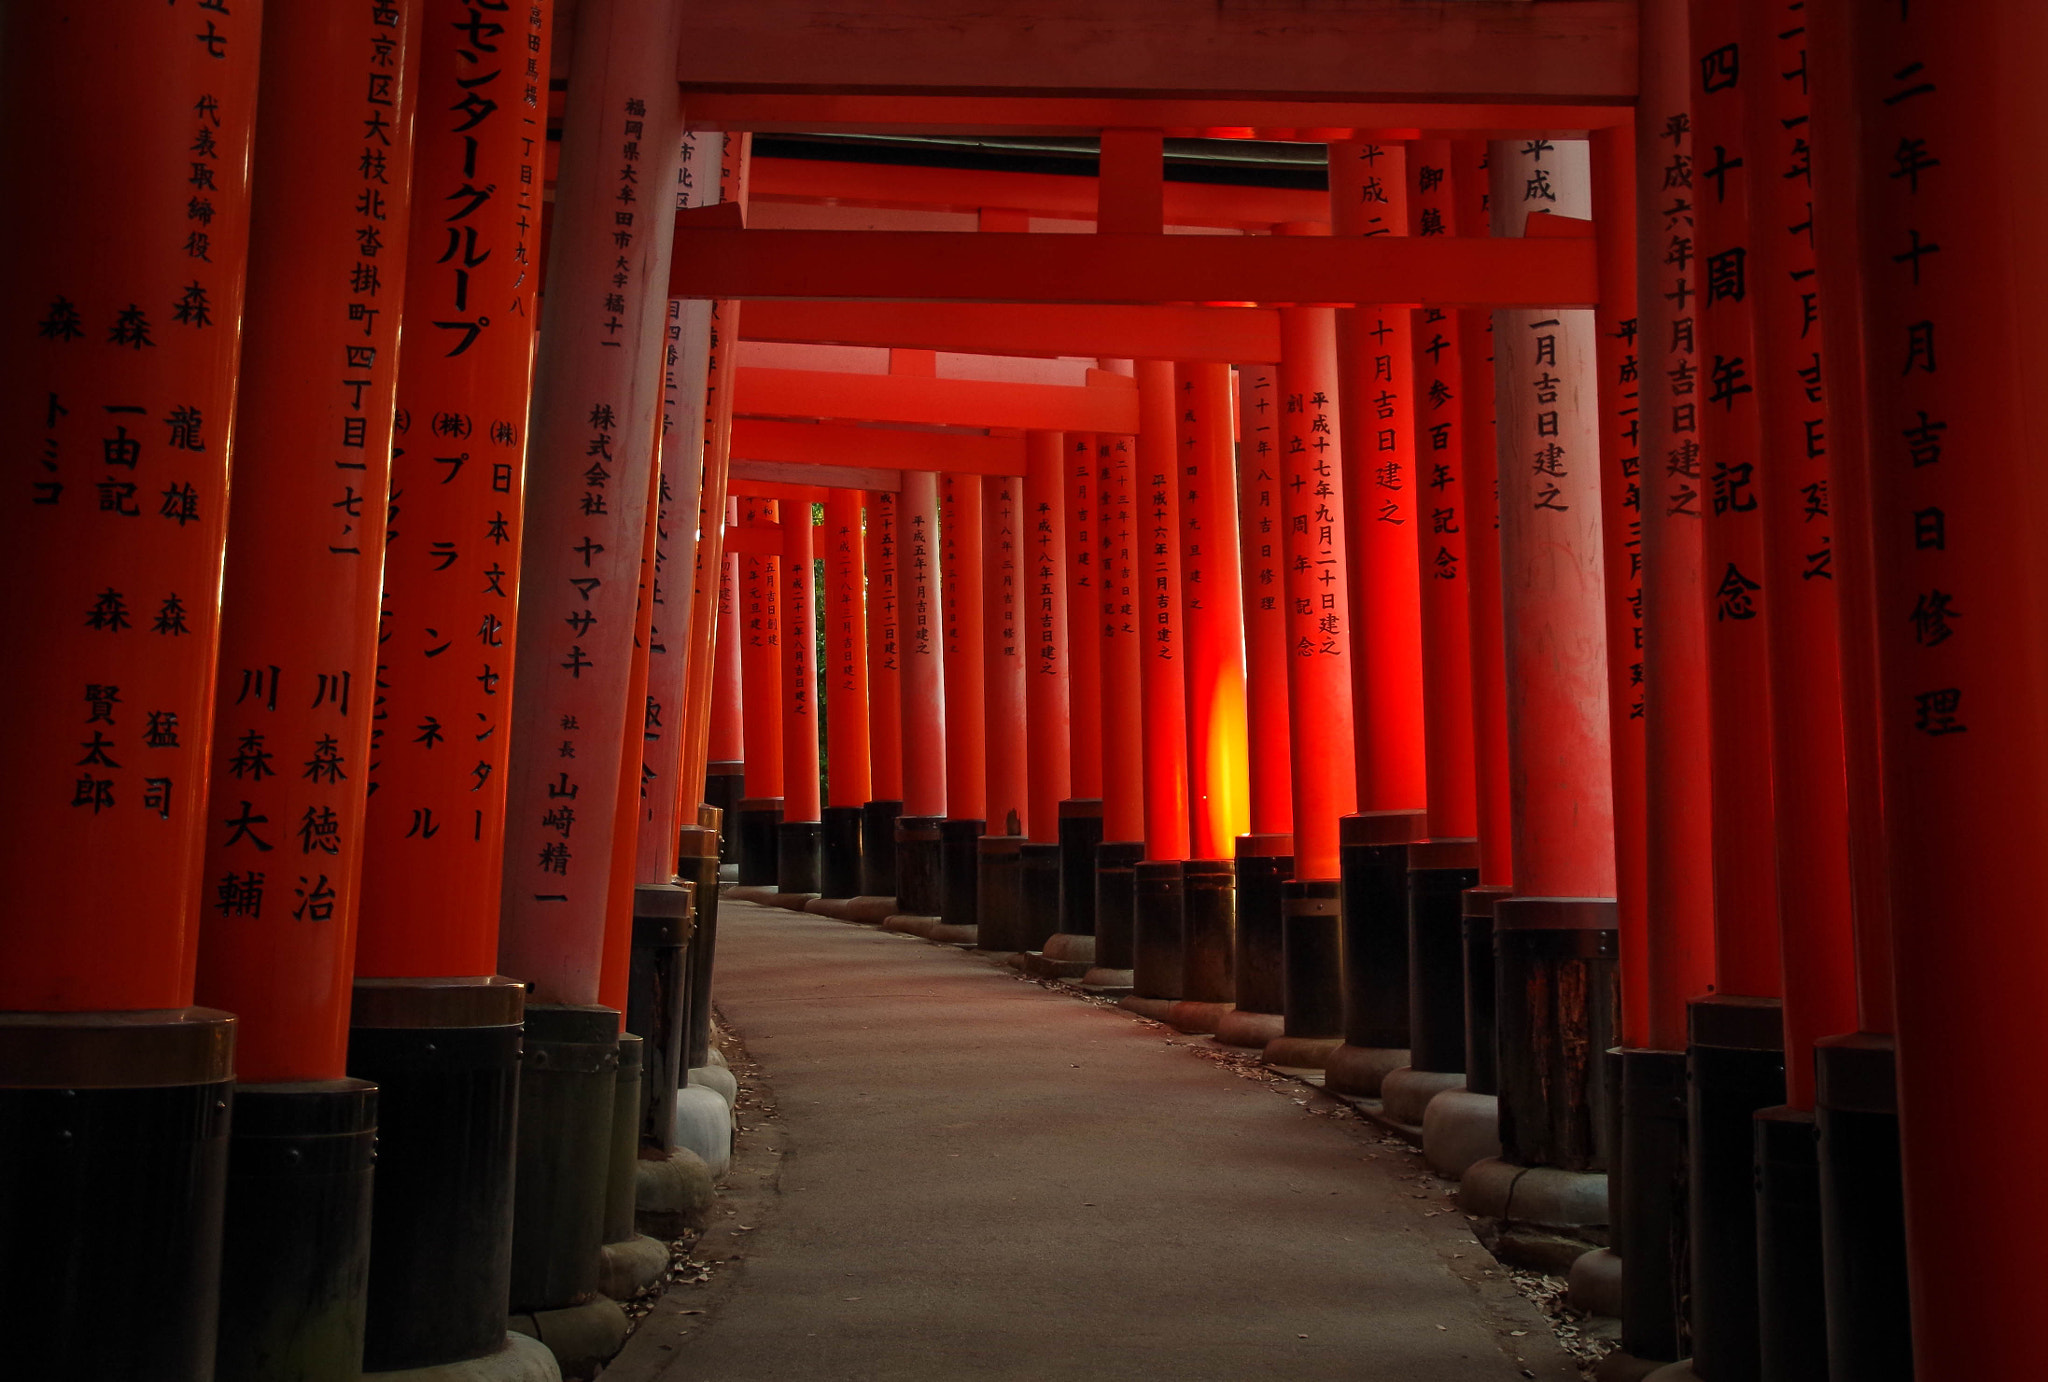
top-left (1618, 1046), bottom-right (1689, 1363)
top-left (1815, 1033), bottom-right (1910, 1382)
top-left (1019, 841), bottom-right (1063, 954)
top-left (508, 1004), bottom-right (620, 1314)
top-left (1339, 812), bottom-right (1426, 1051)
top-left (894, 815), bottom-right (945, 917)
top-left (776, 818), bottom-right (823, 895)
top-left (1082, 840), bottom-right (1145, 988)
top-left (735, 797), bottom-right (783, 886)
top-left (1282, 878), bottom-right (1344, 1040)
top-left (704, 763), bottom-right (745, 863)
top-left (1756, 1105), bottom-right (1828, 1382)
top-left (1407, 841), bottom-right (1478, 1073)
top-left (214, 1078), bottom-right (377, 1382)
top-left (349, 978), bottom-right (524, 1373)
top-left (1230, 836), bottom-right (1292, 1021)
top-left (1494, 897), bottom-right (1619, 1171)
top-left (1181, 859), bottom-right (1235, 1004)
top-left (1132, 860), bottom-right (1187, 1001)
top-left (677, 822), bottom-right (723, 1072)
top-left (603, 1036), bottom-right (643, 1249)
top-left (974, 834), bottom-right (1026, 950)
top-left (820, 805), bottom-right (865, 899)
top-left (859, 800), bottom-right (903, 897)
top-left (939, 819), bottom-right (985, 933)
top-left (1687, 994), bottom-right (1787, 1382)
top-left (626, 883), bottom-right (694, 1155)
top-left (1056, 800), bottom-right (1105, 937)
top-left (1461, 884), bottom-right (1511, 1096)
top-left (0, 1008), bottom-right (234, 1381)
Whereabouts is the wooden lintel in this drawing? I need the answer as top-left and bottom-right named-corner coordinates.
top-left (673, 229), bottom-right (1600, 310)
top-left (730, 459), bottom-right (902, 492)
top-left (733, 418), bottom-right (1027, 475)
top-left (734, 367), bottom-right (1142, 433)
top-left (740, 301), bottom-right (1279, 365)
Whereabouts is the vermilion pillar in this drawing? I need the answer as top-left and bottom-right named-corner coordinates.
top-left (707, 547), bottom-right (745, 843)
top-left (1216, 362), bottom-right (1295, 1050)
top-left (735, 497), bottom-right (784, 885)
top-left (977, 470), bottom-right (1031, 950)
top-left (598, 457), bottom-right (666, 1014)
top-left (190, 8), bottom-right (421, 1374)
top-left (1617, 0), bottom-right (1716, 1362)
top-left (1393, 143), bottom-right (1483, 1111)
top-left (889, 473), bottom-right (947, 924)
top-left (0, 6), bottom-right (259, 1375)
top-left (1486, 140), bottom-right (1619, 1176)
top-left (778, 494), bottom-right (822, 893)
top-left (1083, 417), bottom-right (1146, 990)
top-left (1022, 432), bottom-right (1074, 956)
top-left (819, 489), bottom-right (870, 900)
top-left (931, 474), bottom-right (986, 942)
top-left (1172, 362), bottom-right (1248, 1029)
top-left (862, 490), bottom-right (904, 897)
top-left (1268, 294), bottom-right (1359, 1069)
top-left (1849, 5), bottom-right (2046, 1376)
top-left (1049, 432), bottom-right (1105, 965)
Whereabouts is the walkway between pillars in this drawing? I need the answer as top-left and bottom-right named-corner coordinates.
top-left (612, 899), bottom-right (1577, 1382)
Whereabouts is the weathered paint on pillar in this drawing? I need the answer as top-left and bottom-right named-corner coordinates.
top-left (708, 547), bottom-right (744, 770)
top-left (1098, 428), bottom-right (1146, 844)
top-left (1061, 435), bottom-right (1103, 801)
top-left (940, 474), bottom-right (986, 823)
top-left (359, 0), bottom-right (551, 979)
top-left (781, 496), bottom-right (821, 826)
top-left (1276, 298), bottom-right (1358, 882)
top-left (738, 498), bottom-right (783, 800)
top-left (195, 1), bottom-right (422, 1080)
top-left (1177, 362), bottom-right (1249, 859)
top-left (865, 491), bottom-right (904, 803)
top-left (1235, 364), bottom-right (1294, 840)
top-left (497, 0), bottom-right (686, 1004)
top-left (1489, 140), bottom-right (1616, 901)
top-left (1406, 144), bottom-right (1479, 844)
top-left (1590, 125), bottom-right (1652, 1048)
top-left (1849, 8), bottom-right (2048, 1372)
top-left (1025, 432), bottom-right (1072, 842)
top-left (984, 473), bottom-right (1027, 833)
top-left (1, 1), bottom-right (261, 1012)
top-left (1691, 0), bottom-right (1785, 1000)
top-left (897, 473), bottom-right (946, 818)
top-left (1330, 141), bottom-right (1426, 820)
top-left (1136, 360), bottom-right (1191, 863)
top-left (1634, 6), bottom-right (1717, 1048)
top-left (824, 491), bottom-right (870, 808)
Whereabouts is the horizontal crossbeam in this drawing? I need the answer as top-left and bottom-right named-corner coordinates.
top-left (734, 367), bottom-right (1141, 432)
top-left (739, 301), bottom-right (1278, 364)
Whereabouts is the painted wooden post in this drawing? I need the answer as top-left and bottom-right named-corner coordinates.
top-left (862, 490), bottom-right (904, 897)
top-left (977, 469), bottom-right (1031, 950)
top-left (1053, 432), bottom-right (1106, 959)
top-left (1021, 431), bottom-right (1074, 958)
top-left (889, 473), bottom-right (948, 924)
top-left (735, 497), bottom-right (783, 884)
top-left (932, 474), bottom-right (986, 942)
top-left (777, 494), bottom-right (822, 894)
top-left (819, 490), bottom-right (870, 899)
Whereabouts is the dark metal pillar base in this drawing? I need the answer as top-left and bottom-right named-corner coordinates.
top-left (349, 978), bottom-right (523, 1372)
top-left (1494, 897), bottom-right (1619, 1171)
top-left (1019, 841), bottom-right (1063, 954)
top-left (1407, 840), bottom-right (1479, 1073)
top-left (678, 819), bottom-right (723, 1072)
top-left (1618, 1046), bottom-right (1690, 1364)
top-left (938, 818), bottom-right (985, 934)
top-left (1687, 994), bottom-right (1786, 1382)
top-left (704, 763), bottom-right (745, 863)
top-left (1756, 1105), bottom-right (1828, 1382)
top-left (1082, 840), bottom-right (1145, 990)
top-left (974, 834), bottom-right (1026, 951)
top-left (626, 884), bottom-right (694, 1154)
top-left (603, 1035), bottom-right (643, 1249)
top-left (1814, 1033), bottom-right (1910, 1382)
top-left (776, 818), bottom-right (823, 895)
top-left (735, 798), bottom-right (783, 886)
top-left (859, 800), bottom-right (903, 897)
top-left (1339, 812), bottom-right (1426, 1050)
top-left (0, 1008), bottom-right (234, 1381)
top-left (215, 1078), bottom-right (377, 1382)
top-left (1056, 800), bottom-right (1105, 939)
top-left (820, 805), bottom-right (865, 899)
top-left (1181, 858), bottom-right (1235, 1004)
top-left (1131, 860), bottom-right (1187, 1001)
top-left (1461, 884), bottom-right (1511, 1096)
top-left (1221, 836), bottom-right (1292, 1044)
top-left (1281, 878), bottom-right (1344, 1041)
top-left (893, 815), bottom-right (945, 917)
top-left (509, 1004), bottom-right (620, 1315)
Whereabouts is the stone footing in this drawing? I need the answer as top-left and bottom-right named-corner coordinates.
top-left (1262, 1035), bottom-right (1342, 1071)
top-left (687, 1064), bottom-right (736, 1107)
top-left (723, 885), bottom-right (779, 906)
top-left (1077, 966), bottom-right (1134, 995)
top-left (1213, 1008), bottom-right (1284, 1049)
top-left (1459, 1156), bottom-right (1609, 1248)
top-left (1639, 1362), bottom-right (1698, 1382)
top-left (633, 1148), bottom-right (714, 1238)
top-left (883, 913), bottom-right (941, 937)
top-left (596, 1234), bottom-right (669, 1301)
top-left (1322, 1042), bottom-right (1411, 1097)
top-left (507, 1297), bottom-right (627, 1382)
top-left (841, 896), bottom-right (898, 924)
top-left (365, 1332), bottom-right (562, 1382)
top-left (926, 922), bottom-right (978, 946)
top-left (1166, 1000), bottom-right (1232, 1035)
top-left (1569, 1246), bottom-right (1625, 1318)
top-left (1422, 1088), bottom-right (1501, 1180)
top-left (1381, 1067), bottom-right (1466, 1126)
top-left (1119, 995), bottom-right (1178, 1023)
